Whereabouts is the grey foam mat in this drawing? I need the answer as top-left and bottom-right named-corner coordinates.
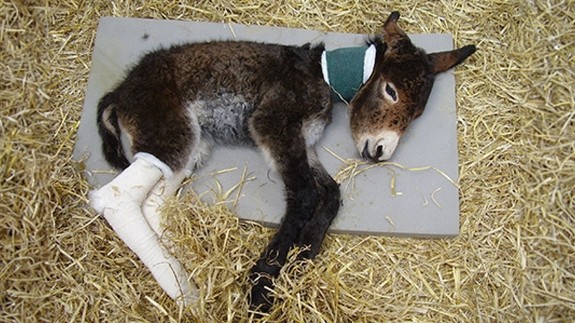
top-left (74, 17), bottom-right (460, 237)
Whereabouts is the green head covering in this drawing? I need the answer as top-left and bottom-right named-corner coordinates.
top-left (321, 45), bottom-right (376, 102)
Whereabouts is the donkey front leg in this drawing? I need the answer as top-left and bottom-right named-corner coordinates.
top-left (89, 153), bottom-right (198, 306)
top-left (297, 149), bottom-right (341, 260)
top-left (248, 139), bottom-right (320, 311)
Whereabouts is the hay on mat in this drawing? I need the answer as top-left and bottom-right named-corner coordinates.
top-left (1, 0), bottom-right (574, 321)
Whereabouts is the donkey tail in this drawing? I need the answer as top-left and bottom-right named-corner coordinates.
top-left (97, 93), bottom-right (131, 170)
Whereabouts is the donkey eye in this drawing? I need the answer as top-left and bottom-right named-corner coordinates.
top-left (385, 83), bottom-right (398, 102)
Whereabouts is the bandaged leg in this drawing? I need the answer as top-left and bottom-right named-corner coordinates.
top-left (142, 169), bottom-right (189, 237)
top-left (89, 153), bottom-right (198, 306)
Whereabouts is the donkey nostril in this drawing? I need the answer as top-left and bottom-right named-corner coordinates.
top-left (375, 145), bottom-right (383, 159)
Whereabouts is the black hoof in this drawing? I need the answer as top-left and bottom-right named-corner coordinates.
top-left (248, 274), bottom-right (274, 313)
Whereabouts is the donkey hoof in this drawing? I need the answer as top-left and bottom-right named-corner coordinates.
top-left (249, 276), bottom-right (274, 312)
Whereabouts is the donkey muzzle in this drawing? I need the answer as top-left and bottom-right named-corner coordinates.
top-left (359, 130), bottom-right (400, 162)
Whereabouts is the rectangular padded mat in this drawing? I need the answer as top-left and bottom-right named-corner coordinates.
top-left (74, 17), bottom-right (461, 237)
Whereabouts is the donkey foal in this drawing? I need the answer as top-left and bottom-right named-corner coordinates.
top-left (89, 11), bottom-right (476, 312)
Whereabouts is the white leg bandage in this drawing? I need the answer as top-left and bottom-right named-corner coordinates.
top-left (142, 170), bottom-right (189, 238)
top-left (89, 156), bottom-right (198, 306)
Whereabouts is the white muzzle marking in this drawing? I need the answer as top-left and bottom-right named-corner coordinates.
top-left (358, 130), bottom-right (401, 162)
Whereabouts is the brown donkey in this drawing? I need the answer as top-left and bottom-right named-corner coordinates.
top-left (89, 11), bottom-right (476, 312)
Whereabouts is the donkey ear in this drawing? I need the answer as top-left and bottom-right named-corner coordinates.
top-left (383, 11), bottom-right (407, 41)
top-left (428, 45), bottom-right (477, 74)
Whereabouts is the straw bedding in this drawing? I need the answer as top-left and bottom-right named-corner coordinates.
top-left (1, 0), bottom-right (573, 321)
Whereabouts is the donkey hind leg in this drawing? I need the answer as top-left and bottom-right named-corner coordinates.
top-left (142, 169), bottom-right (190, 237)
top-left (89, 153), bottom-right (198, 306)
top-left (248, 138), bottom-right (320, 312)
top-left (297, 148), bottom-right (341, 260)
top-left (141, 169), bottom-right (199, 306)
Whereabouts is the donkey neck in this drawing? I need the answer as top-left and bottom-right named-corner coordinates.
top-left (321, 44), bottom-right (376, 102)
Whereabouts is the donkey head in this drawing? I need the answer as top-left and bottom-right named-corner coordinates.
top-left (349, 11), bottom-right (476, 162)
